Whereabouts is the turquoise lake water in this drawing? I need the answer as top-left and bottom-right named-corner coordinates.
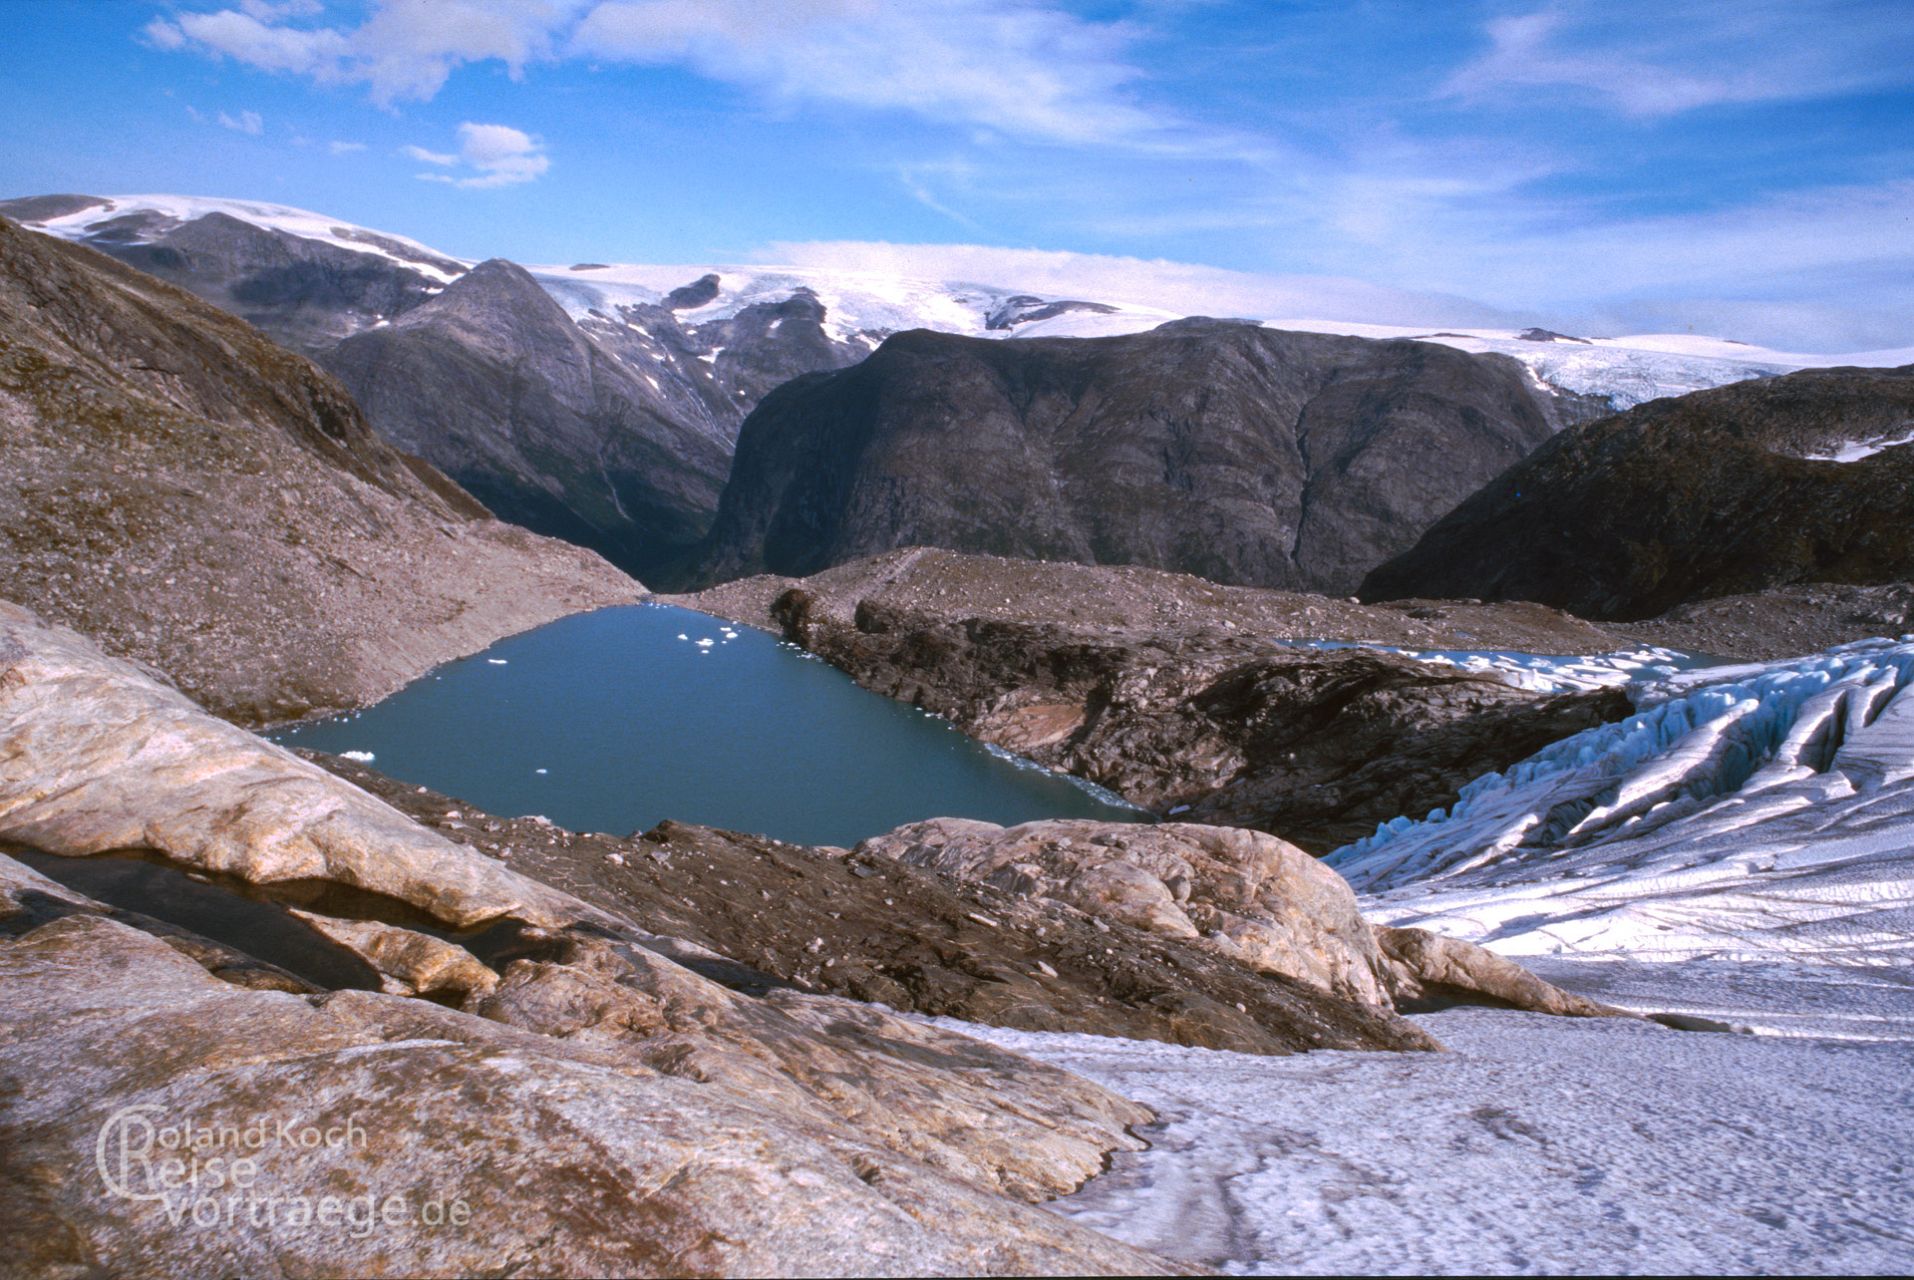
top-left (276, 603), bottom-right (1141, 847)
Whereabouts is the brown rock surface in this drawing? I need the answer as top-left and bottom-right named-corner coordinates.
top-left (0, 214), bottom-right (641, 726)
top-left (0, 603), bottom-right (1181, 1275)
top-left (1615, 582), bottom-right (1914, 662)
top-left (1375, 925), bottom-right (1630, 1018)
top-left (858, 818), bottom-right (1395, 1006)
top-left (319, 754), bottom-right (1442, 1057)
top-left (668, 550), bottom-right (1633, 852)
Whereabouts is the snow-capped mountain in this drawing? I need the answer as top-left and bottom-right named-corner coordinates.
top-left (7, 192), bottom-right (1908, 590)
top-left (12, 193), bottom-right (1905, 409)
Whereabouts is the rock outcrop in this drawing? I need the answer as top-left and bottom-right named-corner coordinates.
top-left (670, 551), bottom-right (1634, 852)
top-left (1362, 364), bottom-right (1914, 619)
top-left (320, 755), bottom-right (1440, 1056)
top-left (689, 320), bottom-right (1570, 593)
top-left (0, 215), bottom-right (641, 725)
top-left (0, 602), bottom-right (1179, 1275)
top-left (859, 819), bottom-right (1396, 1005)
top-left (852, 818), bottom-right (1623, 1021)
top-left (1373, 925), bottom-right (1626, 1017)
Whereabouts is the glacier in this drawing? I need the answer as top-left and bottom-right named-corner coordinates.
top-left (942, 637), bottom-right (1914, 1273)
top-left (1327, 638), bottom-right (1914, 973)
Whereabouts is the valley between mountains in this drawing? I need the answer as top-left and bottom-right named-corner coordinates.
top-left (2, 196), bottom-right (1911, 1276)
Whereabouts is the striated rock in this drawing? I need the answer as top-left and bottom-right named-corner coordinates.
top-left (323, 757), bottom-right (1443, 1057)
top-left (0, 604), bottom-right (1181, 1275)
top-left (670, 552), bottom-right (1632, 852)
top-left (1374, 925), bottom-right (1630, 1018)
top-left (1362, 364), bottom-right (1914, 620)
top-left (0, 215), bottom-right (641, 726)
top-left (858, 818), bottom-right (1395, 1006)
top-left (0, 899), bottom-right (1170, 1277)
top-left (0, 600), bottom-right (590, 928)
top-left (287, 910), bottom-right (500, 1001)
top-left (689, 320), bottom-right (1568, 593)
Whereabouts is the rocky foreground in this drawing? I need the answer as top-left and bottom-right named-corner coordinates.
top-left (0, 214), bottom-right (642, 726)
top-left (1, 598), bottom-right (1621, 1275)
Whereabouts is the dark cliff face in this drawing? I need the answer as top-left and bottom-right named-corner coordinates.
top-left (1361, 365), bottom-right (1914, 620)
top-left (688, 319), bottom-right (1563, 593)
top-left (320, 259), bottom-right (735, 581)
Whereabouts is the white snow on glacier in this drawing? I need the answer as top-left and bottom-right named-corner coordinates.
top-left (936, 638), bottom-right (1914, 1274)
top-left (948, 1008), bottom-right (1914, 1275)
top-left (1327, 639), bottom-right (1914, 977)
top-left (20, 196), bottom-right (1908, 411)
top-left (1279, 639), bottom-right (1712, 694)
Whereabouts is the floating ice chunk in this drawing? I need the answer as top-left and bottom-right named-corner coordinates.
top-left (696, 638), bottom-right (715, 648)
top-left (487, 659), bottom-right (508, 665)
top-left (339, 750), bottom-right (375, 763)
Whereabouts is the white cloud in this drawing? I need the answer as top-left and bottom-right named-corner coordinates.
top-left (1444, 4), bottom-right (1914, 118)
top-left (152, 8), bottom-right (352, 78)
top-left (753, 240), bottom-right (1516, 328)
top-left (141, 0), bottom-right (1174, 145)
top-left (148, 0), bottom-right (592, 106)
top-left (140, 17), bottom-right (186, 50)
top-left (328, 139), bottom-right (367, 154)
top-left (409, 122), bottom-right (551, 189)
top-left (217, 109), bottom-right (264, 134)
top-left (572, 0), bottom-right (1163, 146)
top-left (237, 0), bottom-right (324, 18)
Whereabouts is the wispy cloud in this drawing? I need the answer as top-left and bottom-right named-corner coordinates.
top-left (217, 109), bottom-right (264, 134)
top-left (328, 139), bottom-right (367, 155)
top-left (402, 144), bottom-right (458, 166)
top-left (1444, 3), bottom-right (1914, 117)
top-left (146, 0), bottom-right (584, 106)
top-left (408, 122), bottom-right (550, 189)
top-left (142, 0), bottom-right (1187, 147)
top-left (572, 0), bottom-right (1166, 147)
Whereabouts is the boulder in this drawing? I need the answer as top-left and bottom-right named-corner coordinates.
top-left (1375, 925), bottom-right (1634, 1019)
top-left (861, 818), bottom-right (1395, 1007)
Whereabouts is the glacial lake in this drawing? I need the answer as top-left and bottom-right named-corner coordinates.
top-left (276, 603), bottom-right (1142, 847)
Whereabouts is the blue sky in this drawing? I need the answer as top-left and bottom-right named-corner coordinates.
top-left (3, 0), bottom-right (1911, 349)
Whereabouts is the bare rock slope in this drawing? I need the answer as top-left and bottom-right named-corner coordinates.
top-left (0, 215), bottom-right (641, 725)
top-left (320, 258), bottom-right (737, 580)
top-left (1363, 364), bottom-right (1914, 619)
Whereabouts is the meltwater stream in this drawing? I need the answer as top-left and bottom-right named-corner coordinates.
top-left (277, 603), bottom-right (1142, 847)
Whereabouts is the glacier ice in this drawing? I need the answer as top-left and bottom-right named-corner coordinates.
top-left (1328, 638), bottom-right (1914, 967)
